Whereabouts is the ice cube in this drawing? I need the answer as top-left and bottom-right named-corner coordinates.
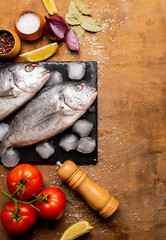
top-left (59, 134), bottom-right (78, 152)
top-left (77, 137), bottom-right (96, 154)
top-left (1, 148), bottom-right (20, 167)
top-left (46, 71), bottom-right (63, 86)
top-left (36, 142), bottom-right (54, 159)
top-left (0, 123), bottom-right (9, 141)
top-left (68, 62), bottom-right (86, 80)
top-left (72, 119), bottom-right (93, 137)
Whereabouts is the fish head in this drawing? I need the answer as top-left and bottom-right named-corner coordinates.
top-left (12, 64), bottom-right (50, 93)
top-left (62, 83), bottom-right (97, 113)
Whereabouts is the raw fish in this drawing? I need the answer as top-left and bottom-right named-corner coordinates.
top-left (0, 63), bottom-right (50, 120)
top-left (0, 82), bottom-right (97, 157)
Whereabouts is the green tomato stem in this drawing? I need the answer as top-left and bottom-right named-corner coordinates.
top-left (10, 174), bottom-right (31, 198)
top-left (32, 194), bottom-right (49, 206)
top-left (1, 190), bottom-right (39, 211)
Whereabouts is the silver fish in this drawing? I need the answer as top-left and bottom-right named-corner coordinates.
top-left (0, 82), bottom-right (97, 156)
top-left (0, 63), bottom-right (50, 120)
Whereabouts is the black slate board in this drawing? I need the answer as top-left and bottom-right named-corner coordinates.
top-left (0, 61), bottom-right (98, 165)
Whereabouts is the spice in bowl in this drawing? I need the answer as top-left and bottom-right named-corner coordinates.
top-left (17, 13), bottom-right (40, 34)
top-left (15, 10), bottom-right (44, 41)
top-left (0, 31), bottom-right (15, 55)
top-left (0, 29), bottom-right (21, 60)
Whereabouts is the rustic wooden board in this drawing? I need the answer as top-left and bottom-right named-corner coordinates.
top-left (0, 0), bottom-right (166, 240)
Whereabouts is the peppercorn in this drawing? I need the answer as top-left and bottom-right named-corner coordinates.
top-left (0, 31), bottom-right (15, 55)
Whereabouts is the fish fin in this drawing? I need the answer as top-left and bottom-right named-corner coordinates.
top-left (37, 112), bottom-right (62, 127)
top-left (0, 89), bottom-right (16, 98)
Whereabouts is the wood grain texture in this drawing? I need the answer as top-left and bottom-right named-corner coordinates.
top-left (0, 0), bottom-right (166, 239)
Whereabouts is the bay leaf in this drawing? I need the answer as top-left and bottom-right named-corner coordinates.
top-left (71, 25), bottom-right (85, 40)
top-left (80, 15), bottom-right (102, 32)
top-left (66, 13), bottom-right (80, 25)
top-left (62, 186), bottom-right (73, 204)
top-left (65, 1), bottom-right (82, 25)
top-left (75, 0), bottom-right (92, 16)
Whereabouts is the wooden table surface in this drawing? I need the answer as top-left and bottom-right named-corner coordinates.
top-left (0, 0), bottom-right (166, 239)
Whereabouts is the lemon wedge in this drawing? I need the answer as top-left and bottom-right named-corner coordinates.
top-left (43, 0), bottom-right (58, 15)
top-left (60, 221), bottom-right (94, 240)
top-left (20, 42), bottom-right (58, 62)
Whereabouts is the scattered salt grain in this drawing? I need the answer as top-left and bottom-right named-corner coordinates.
top-left (17, 13), bottom-right (40, 34)
top-left (144, 228), bottom-right (150, 232)
top-left (72, 119), bottom-right (93, 137)
top-left (0, 123), bottom-right (9, 141)
top-left (46, 71), bottom-right (63, 86)
top-left (59, 134), bottom-right (78, 152)
top-left (77, 137), bottom-right (96, 154)
top-left (1, 148), bottom-right (20, 167)
top-left (36, 142), bottom-right (54, 159)
top-left (68, 62), bottom-right (86, 80)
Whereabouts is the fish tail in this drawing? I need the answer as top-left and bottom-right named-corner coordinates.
top-left (0, 141), bottom-right (7, 157)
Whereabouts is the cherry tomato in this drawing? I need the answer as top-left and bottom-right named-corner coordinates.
top-left (35, 187), bottom-right (66, 220)
top-left (1, 201), bottom-right (37, 235)
top-left (7, 164), bottom-right (43, 200)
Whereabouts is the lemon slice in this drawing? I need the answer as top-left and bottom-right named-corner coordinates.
top-left (43, 0), bottom-right (58, 15)
top-left (20, 42), bottom-right (58, 62)
top-left (60, 221), bottom-right (94, 240)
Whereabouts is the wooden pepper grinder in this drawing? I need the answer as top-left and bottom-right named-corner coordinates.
top-left (57, 160), bottom-right (119, 219)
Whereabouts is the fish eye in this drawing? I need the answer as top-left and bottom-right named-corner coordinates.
top-left (75, 84), bottom-right (84, 92)
top-left (25, 64), bottom-right (34, 72)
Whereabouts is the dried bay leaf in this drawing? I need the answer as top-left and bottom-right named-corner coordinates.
top-left (80, 15), bottom-right (102, 32)
top-left (71, 25), bottom-right (85, 40)
top-left (66, 13), bottom-right (80, 25)
top-left (66, 0), bottom-right (102, 35)
top-left (65, 1), bottom-right (82, 25)
top-left (62, 186), bottom-right (73, 204)
top-left (75, 0), bottom-right (92, 16)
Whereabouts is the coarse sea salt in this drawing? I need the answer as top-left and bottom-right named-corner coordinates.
top-left (17, 13), bottom-right (40, 34)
